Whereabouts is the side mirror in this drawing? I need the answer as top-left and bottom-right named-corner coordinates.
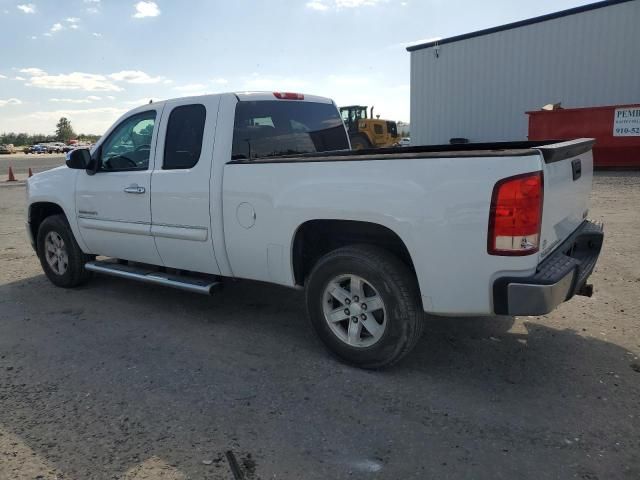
top-left (66, 148), bottom-right (91, 169)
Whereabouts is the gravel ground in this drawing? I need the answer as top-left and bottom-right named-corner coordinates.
top-left (0, 172), bottom-right (639, 479)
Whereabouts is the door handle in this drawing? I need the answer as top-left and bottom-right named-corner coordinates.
top-left (572, 159), bottom-right (582, 181)
top-left (124, 185), bottom-right (146, 194)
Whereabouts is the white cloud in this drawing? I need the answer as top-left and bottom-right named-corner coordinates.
top-left (49, 95), bottom-right (102, 104)
top-left (109, 70), bottom-right (167, 84)
top-left (49, 23), bottom-right (64, 33)
top-left (85, 0), bottom-right (100, 14)
top-left (30, 35), bottom-right (37, 40)
top-left (0, 98), bottom-right (22, 106)
top-left (92, 32), bottom-right (102, 37)
top-left (0, 74), bottom-right (6, 79)
top-left (106, 95), bottom-right (116, 100)
top-left (306, 0), bottom-right (385, 10)
top-left (336, 0), bottom-right (383, 6)
top-left (211, 77), bottom-right (228, 85)
top-left (66, 19), bottom-right (81, 29)
top-left (133, 1), bottom-right (160, 18)
top-left (20, 68), bottom-right (122, 92)
top-left (19, 67), bottom-right (168, 92)
top-left (20, 67), bottom-right (46, 76)
top-left (17, 4), bottom-right (36, 14)
top-left (14, 76), bottom-right (26, 81)
top-left (306, 1), bottom-right (328, 11)
top-left (50, 98), bottom-right (90, 104)
top-left (28, 107), bottom-right (123, 118)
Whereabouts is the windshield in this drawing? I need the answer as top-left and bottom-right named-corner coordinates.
top-left (232, 100), bottom-right (349, 160)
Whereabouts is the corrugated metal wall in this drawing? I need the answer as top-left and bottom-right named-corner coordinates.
top-left (410, 0), bottom-right (640, 145)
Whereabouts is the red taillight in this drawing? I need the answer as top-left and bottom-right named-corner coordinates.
top-left (273, 92), bottom-right (304, 100)
top-left (488, 171), bottom-right (543, 256)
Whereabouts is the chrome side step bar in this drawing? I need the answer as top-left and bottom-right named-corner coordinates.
top-left (85, 260), bottom-right (221, 295)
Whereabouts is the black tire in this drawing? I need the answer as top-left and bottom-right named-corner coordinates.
top-left (37, 214), bottom-right (92, 288)
top-left (305, 244), bottom-right (424, 369)
top-left (350, 134), bottom-right (372, 150)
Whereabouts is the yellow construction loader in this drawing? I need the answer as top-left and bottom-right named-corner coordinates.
top-left (340, 105), bottom-right (400, 149)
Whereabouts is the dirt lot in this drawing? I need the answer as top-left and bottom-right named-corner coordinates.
top-left (0, 172), bottom-right (639, 479)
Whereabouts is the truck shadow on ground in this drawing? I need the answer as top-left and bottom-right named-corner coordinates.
top-left (1, 274), bottom-right (638, 479)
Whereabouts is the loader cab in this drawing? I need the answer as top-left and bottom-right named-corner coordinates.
top-left (340, 105), bottom-right (368, 136)
top-left (339, 105), bottom-right (400, 150)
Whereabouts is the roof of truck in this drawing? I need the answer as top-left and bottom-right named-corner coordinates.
top-left (128, 92), bottom-right (334, 111)
top-left (234, 91), bottom-right (334, 104)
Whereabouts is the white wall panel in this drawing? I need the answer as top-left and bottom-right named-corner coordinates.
top-left (410, 0), bottom-right (640, 144)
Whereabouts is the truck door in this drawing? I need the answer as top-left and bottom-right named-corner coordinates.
top-left (75, 107), bottom-right (163, 265)
top-left (150, 96), bottom-right (221, 274)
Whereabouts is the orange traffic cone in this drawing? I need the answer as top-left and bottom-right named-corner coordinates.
top-left (28, 168), bottom-right (33, 177)
top-left (6, 166), bottom-right (16, 182)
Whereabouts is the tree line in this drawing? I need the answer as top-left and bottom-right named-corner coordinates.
top-left (0, 117), bottom-right (101, 146)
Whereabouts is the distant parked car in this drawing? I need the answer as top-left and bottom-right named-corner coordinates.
top-left (0, 144), bottom-right (16, 154)
top-left (30, 145), bottom-right (48, 154)
top-left (41, 143), bottom-right (65, 154)
top-left (23, 145), bottom-right (31, 154)
top-left (62, 144), bottom-right (76, 153)
top-left (398, 137), bottom-right (411, 147)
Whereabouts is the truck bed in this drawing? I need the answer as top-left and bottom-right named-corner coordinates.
top-left (228, 139), bottom-right (595, 164)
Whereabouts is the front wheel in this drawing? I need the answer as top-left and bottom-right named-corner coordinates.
top-left (37, 214), bottom-right (92, 288)
top-left (305, 245), bottom-right (424, 369)
top-left (350, 134), bottom-right (372, 150)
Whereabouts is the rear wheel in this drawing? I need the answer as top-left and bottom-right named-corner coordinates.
top-left (305, 245), bottom-right (424, 369)
top-left (350, 134), bottom-right (372, 150)
top-left (37, 214), bottom-right (92, 288)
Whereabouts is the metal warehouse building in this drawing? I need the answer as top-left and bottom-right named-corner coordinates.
top-left (407, 0), bottom-right (640, 145)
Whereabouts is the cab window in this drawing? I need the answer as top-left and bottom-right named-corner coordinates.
top-left (100, 111), bottom-right (156, 171)
top-left (232, 101), bottom-right (349, 160)
top-left (163, 104), bottom-right (206, 170)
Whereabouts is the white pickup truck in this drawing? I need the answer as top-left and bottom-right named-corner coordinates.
top-left (26, 92), bottom-right (603, 368)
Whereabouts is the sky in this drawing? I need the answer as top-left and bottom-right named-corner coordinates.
top-left (0, 0), bottom-right (596, 135)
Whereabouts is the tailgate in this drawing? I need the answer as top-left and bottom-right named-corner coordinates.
top-left (536, 139), bottom-right (595, 259)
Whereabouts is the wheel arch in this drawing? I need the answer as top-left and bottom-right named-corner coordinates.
top-left (291, 219), bottom-right (418, 290)
top-left (29, 202), bottom-right (67, 244)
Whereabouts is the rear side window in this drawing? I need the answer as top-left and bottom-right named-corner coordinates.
top-left (163, 104), bottom-right (206, 170)
top-left (232, 101), bottom-right (349, 160)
